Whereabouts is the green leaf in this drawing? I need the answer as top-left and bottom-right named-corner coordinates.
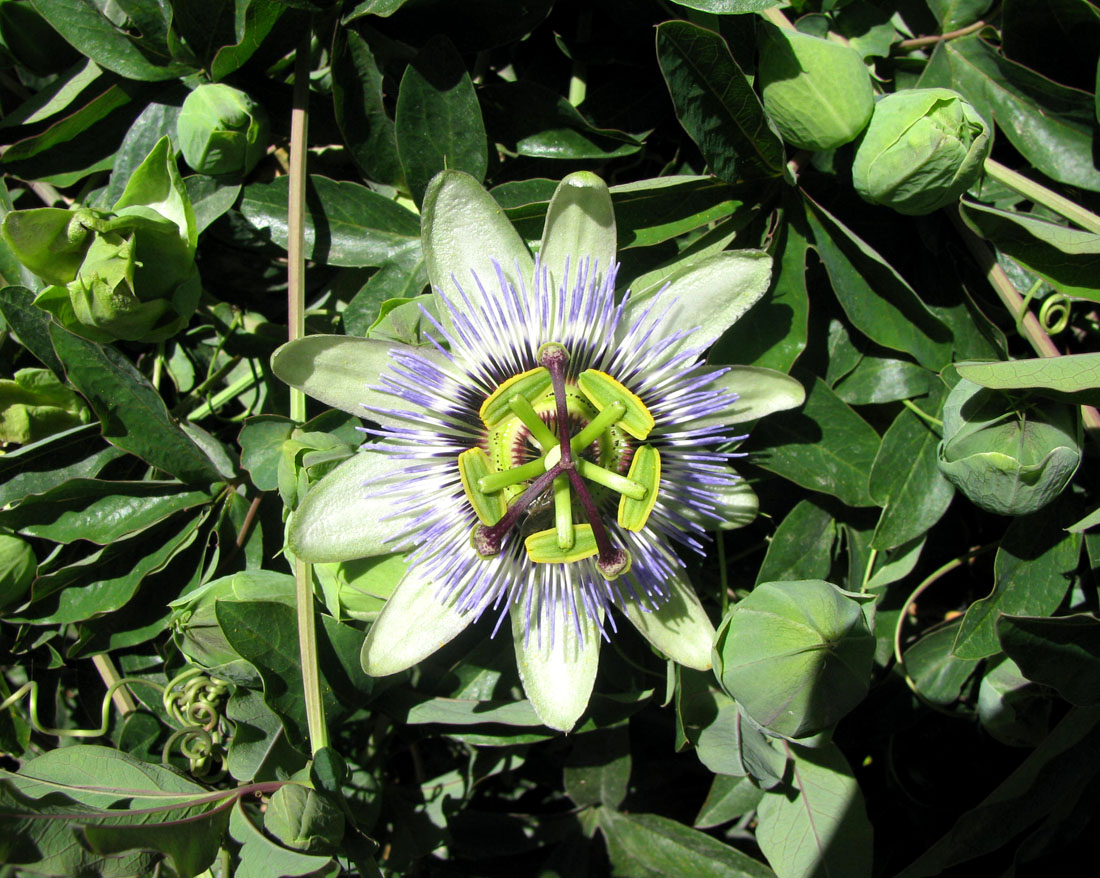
top-left (749, 378), bottom-right (881, 508)
top-left (239, 415), bottom-right (295, 492)
top-left (898, 706), bottom-right (1100, 877)
top-left (230, 798), bottom-right (335, 878)
top-left (598, 808), bottom-right (776, 878)
top-left (2, 745), bottom-right (229, 878)
top-left (956, 354), bottom-right (1100, 406)
top-left (343, 255), bottom-right (426, 337)
top-left (959, 202), bottom-right (1100, 302)
top-left (655, 20), bottom-right (785, 182)
top-left (998, 613), bottom-right (1100, 706)
top-left (755, 499), bottom-right (837, 586)
top-left (669, 0), bottom-right (782, 11)
top-left (226, 689), bottom-right (308, 783)
top-left (563, 724), bottom-right (631, 809)
top-left (869, 393), bottom-right (955, 550)
top-left (904, 621), bottom-right (981, 705)
top-left (926, 0), bottom-right (992, 30)
top-left (611, 176), bottom-right (755, 250)
top-left (834, 358), bottom-right (936, 405)
top-left (0, 479), bottom-right (209, 544)
top-left (756, 742), bottom-right (873, 878)
top-left (953, 511), bottom-right (1082, 659)
top-left (710, 195), bottom-right (810, 373)
top-left (185, 175), bottom-right (241, 234)
top-left (210, 1), bottom-right (286, 81)
top-left (29, 0), bottom-right (196, 81)
top-left (803, 193), bottom-right (952, 370)
top-left (240, 175), bottom-right (421, 267)
top-left (395, 34), bottom-right (487, 207)
top-left (102, 101), bottom-right (183, 209)
top-left (694, 774), bottom-right (765, 829)
top-left (41, 510), bottom-right (205, 624)
top-left (48, 325), bottom-right (223, 484)
top-left (331, 23), bottom-right (404, 188)
top-left (920, 36), bottom-right (1100, 193)
top-left (216, 600), bottom-right (344, 752)
top-left (480, 81), bottom-right (643, 160)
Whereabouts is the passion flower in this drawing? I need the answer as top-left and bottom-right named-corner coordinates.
top-left (273, 171), bottom-right (804, 730)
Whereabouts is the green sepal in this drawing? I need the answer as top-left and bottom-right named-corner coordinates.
top-left (525, 523), bottom-right (598, 563)
top-left (479, 366), bottom-right (550, 427)
top-left (458, 447), bottom-right (506, 525)
top-left (618, 445), bottom-right (661, 531)
top-left (577, 369), bottom-right (654, 439)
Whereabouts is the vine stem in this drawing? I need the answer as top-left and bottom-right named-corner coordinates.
top-left (982, 157), bottom-right (1100, 235)
top-left (897, 20), bottom-right (986, 50)
top-left (288, 26), bottom-right (328, 757)
top-left (949, 210), bottom-right (1100, 438)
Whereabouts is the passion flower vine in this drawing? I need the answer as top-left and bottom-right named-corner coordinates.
top-left (272, 171), bottom-right (804, 730)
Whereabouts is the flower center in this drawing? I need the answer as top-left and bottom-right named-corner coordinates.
top-left (459, 343), bottom-right (662, 580)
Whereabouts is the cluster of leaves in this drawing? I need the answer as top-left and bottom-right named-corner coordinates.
top-left (0, 0), bottom-right (1099, 876)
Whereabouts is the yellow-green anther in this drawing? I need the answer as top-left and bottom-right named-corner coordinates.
top-left (554, 474), bottom-right (573, 549)
top-left (458, 448), bottom-right (507, 525)
top-left (618, 445), bottom-right (661, 531)
top-left (479, 367), bottom-right (551, 427)
top-left (577, 459), bottom-right (646, 500)
top-left (577, 370), bottom-right (654, 439)
top-left (569, 400), bottom-right (625, 452)
top-left (526, 523), bottom-right (598, 563)
top-left (478, 457), bottom-right (546, 493)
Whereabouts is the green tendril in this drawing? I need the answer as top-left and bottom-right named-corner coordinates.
top-left (0, 677), bottom-right (165, 739)
top-left (1039, 293), bottom-right (1071, 335)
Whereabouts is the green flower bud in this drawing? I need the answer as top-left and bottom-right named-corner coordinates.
top-left (937, 379), bottom-right (1081, 516)
top-left (758, 24), bottom-right (873, 152)
top-left (852, 88), bottom-right (991, 215)
top-left (0, 533), bottom-right (36, 609)
top-left (170, 571), bottom-right (298, 684)
top-left (714, 579), bottom-right (875, 739)
top-left (264, 785), bottom-right (345, 854)
top-left (177, 84), bottom-right (270, 177)
top-left (2, 138), bottom-right (201, 343)
top-left (0, 368), bottom-right (90, 444)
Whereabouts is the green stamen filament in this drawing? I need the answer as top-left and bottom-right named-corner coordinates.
top-left (479, 457), bottom-right (546, 493)
top-left (508, 393), bottom-right (559, 450)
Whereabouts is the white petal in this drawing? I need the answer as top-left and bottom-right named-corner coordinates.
top-left (360, 566), bottom-right (476, 676)
top-left (511, 600), bottom-right (601, 732)
top-left (695, 366), bottom-right (805, 428)
top-left (538, 171), bottom-right (617, 294)
top-left (622, 573), bottom-right (716, 671)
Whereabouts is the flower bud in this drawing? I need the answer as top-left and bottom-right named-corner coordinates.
top-left (758, 24), bottom-right (873, 151)
top-left (937, 379), bottom-right (1080, 516)
top-left (714, 579), bottom-right (875, 739)
top-left (0, 138), bottom-right (200, 343)
top-left (0, 368), bottom-right (90, 444)
top-left (0, 533), bottom-right (36, 609)
top-left (170, 571), bottom-right (297, 684)
top-left (852, 88), bottom-right (991, 215)
top-left (177, 84), bottom-right (270, 177)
